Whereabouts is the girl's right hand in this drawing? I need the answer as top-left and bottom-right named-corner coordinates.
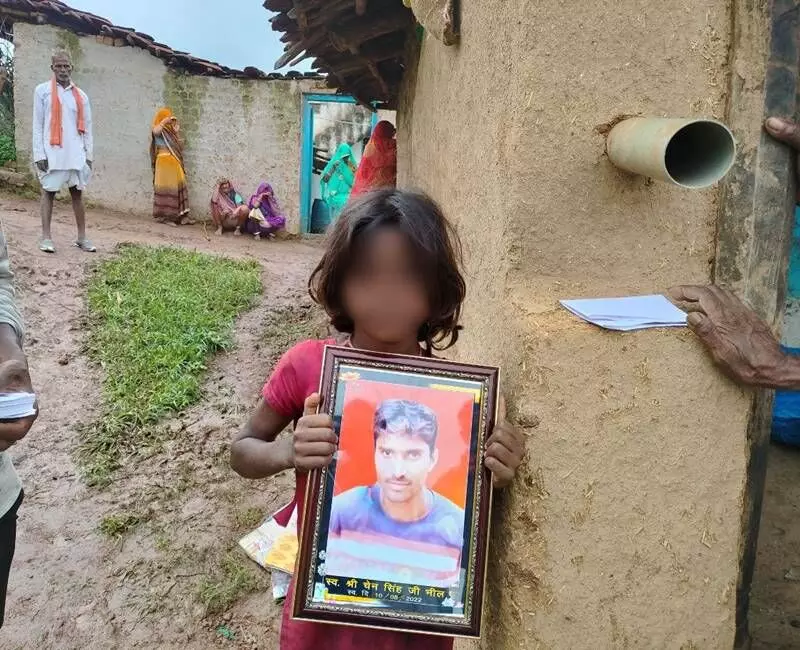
top-left (293, 393), bottom-right (337, 471)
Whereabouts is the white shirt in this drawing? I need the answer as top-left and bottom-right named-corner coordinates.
top-left (32, 80), bottom-right (93, 171)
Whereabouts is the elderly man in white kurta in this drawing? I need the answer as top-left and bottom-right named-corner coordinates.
top-left (32, 50), bottom-right (95, 254)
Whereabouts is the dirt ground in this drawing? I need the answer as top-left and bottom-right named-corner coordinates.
top-left (0, 195), bottom-right (323, 649)
top-left (0, 194), bottom-right (796, 649)
top-left (750, 443), bottom-right (800, 650)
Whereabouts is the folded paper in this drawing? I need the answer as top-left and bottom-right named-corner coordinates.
top-left (560, 295), bottom-right (688, 332)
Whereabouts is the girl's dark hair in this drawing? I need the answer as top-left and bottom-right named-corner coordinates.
top-left (309, 189), bottom-right (466, 350)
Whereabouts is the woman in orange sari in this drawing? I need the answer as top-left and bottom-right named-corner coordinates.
top-left (150, 107), bottom-right (193, 225)
top-left (350, 120), bottom-right (397, 197)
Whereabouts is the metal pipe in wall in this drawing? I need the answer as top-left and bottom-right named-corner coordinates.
top-left (606, 117), bottom-right (736, 189)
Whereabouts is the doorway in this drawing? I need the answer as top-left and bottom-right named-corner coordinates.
top-left (299, 94), bottom-right (377, 234)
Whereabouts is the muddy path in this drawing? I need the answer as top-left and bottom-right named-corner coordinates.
top-left (750, 443), bottom-right (800, 650)
top-left (0, 195), bottom-right (323, 649)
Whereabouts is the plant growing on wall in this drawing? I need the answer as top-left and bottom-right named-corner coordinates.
top-left (0, 26), bottom-right (15, 166)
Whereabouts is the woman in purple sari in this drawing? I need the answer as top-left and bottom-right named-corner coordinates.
top-left (245, 182), bottom-right (287, 240)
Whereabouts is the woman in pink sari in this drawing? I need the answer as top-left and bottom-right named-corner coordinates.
top-left (210, 178), bottom-right (250, 236)
top-left (351, 121), bottom-right (397, 197)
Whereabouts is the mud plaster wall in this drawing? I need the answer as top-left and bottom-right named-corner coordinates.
top-left (12, 23), bottom-right (326, 233)
top-left (398, 1), bottom-right (773, 648)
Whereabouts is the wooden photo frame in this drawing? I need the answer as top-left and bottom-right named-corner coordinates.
top-left (292, 345), bottom-right (499, 638)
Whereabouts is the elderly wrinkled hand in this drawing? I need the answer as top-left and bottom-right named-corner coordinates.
top-left (668, 285), bottom-right (785, 387)
top-left (764, 116), bottom-right (800, 201)
top-left (665, 118), bottom-right (800, 387)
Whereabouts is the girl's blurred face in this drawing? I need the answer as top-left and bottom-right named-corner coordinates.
top-left (342, 226), bottom-right (429, 345)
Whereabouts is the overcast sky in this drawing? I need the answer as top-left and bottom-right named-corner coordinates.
top-left (63, 0), bottom-right (310, 72)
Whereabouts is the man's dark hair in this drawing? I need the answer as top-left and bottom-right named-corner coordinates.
top-left (373, 399), bottom-right (438, 453)
top-left (308, 189), bottom-right (466, 351)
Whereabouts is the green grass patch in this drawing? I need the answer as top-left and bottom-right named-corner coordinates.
top-left (80, 245), bottom-right (262, 486)
top-left (197, 551), bottom-right (262, 614)
top-left (233, 506), bottom-right (264, 530)
top-left (99, 512), bottom-right (145, 538)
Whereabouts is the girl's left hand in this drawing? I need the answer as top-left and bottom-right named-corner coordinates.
top-left (484, 396), bottom-right (525, 488)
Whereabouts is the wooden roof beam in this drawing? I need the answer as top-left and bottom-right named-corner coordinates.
top-left (274, 30), bottom-right (328, 68)
top-left (311, 39), bottom-right (404, 74)
top-left (271, 14), bottom-right (296, 31)
top-left (263, 0), bottom-right (293, 11)
top-left (366, 60), bottom-right (389, 97)
top-left (329, 7), bottom-right (413, 49)
top-left (275, 40), bottom-right (306, 69)
top-left (320, 57), bottom-right (374, 78)
top-left (359, 35), bottom-right (407, 61)
top-left (306, 0), bottom-right (353, 28)
top-left (325, 64), bottom-right (385, 104)
top-left (291, 1), bottom-right (308, 29)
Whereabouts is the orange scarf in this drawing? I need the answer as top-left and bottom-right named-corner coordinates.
top-left (49, 77), bottom-right (85, 147)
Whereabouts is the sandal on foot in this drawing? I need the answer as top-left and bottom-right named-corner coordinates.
top-left (74, 239), bottom-right (96, 253)
top-left (39, 239), bottom-right (55, 253)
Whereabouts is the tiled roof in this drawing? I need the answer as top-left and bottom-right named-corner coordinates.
top-left (264, 0), bottom-right (415, 108)
top-left (0, 0), bottom-right (324, 80)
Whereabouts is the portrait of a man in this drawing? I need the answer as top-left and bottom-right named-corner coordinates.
top-left (325, 399), bottom-right (465, 587)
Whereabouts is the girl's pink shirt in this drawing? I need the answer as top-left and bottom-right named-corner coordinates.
top-left (262, 339), bottom-right (454, 650)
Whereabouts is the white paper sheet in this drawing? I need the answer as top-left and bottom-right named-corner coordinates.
top-left (560, 295), bottom-right (688, 331)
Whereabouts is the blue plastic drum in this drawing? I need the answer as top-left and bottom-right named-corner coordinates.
top-left (310, 199), bottom-right (332, 234)
top-left (772, 345), bottom-right (800, 447)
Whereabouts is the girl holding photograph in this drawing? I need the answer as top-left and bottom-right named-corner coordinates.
top-left (230, 188), bottom-right (525, 650)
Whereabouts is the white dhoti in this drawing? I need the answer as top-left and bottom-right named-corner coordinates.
top-left (37, 164), bottom-right (92, 193)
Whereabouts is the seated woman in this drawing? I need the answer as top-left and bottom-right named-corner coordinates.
top-left (210, 178), bottom-right (249, 236)
top-left (245, 182), bottom-right (287, 240)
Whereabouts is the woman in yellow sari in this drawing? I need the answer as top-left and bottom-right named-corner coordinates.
top-left (150, 107), bottom-right (193, 225)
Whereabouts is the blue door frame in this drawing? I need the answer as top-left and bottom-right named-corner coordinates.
top-left (300, 93), bottom-right (378, 233)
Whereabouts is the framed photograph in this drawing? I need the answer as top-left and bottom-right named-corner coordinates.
top-left (292, 345), bottom-right (499, 638)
